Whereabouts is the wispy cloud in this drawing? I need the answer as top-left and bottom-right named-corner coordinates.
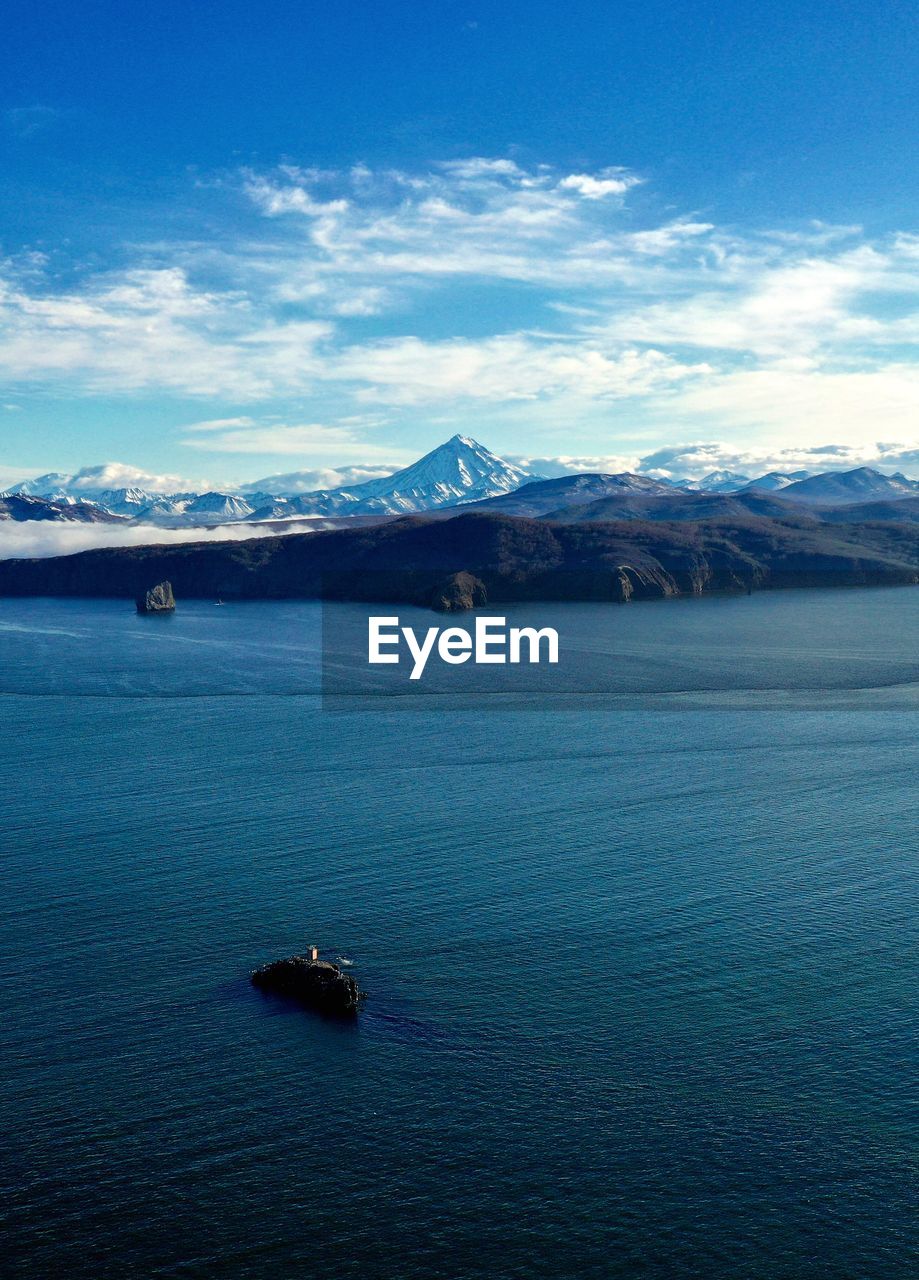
top-left (519, 439), bottom-right (919, 482)
top-left (245, 463), bottom-right (399, 494)
top-left (0, 266), bottom-right (285, 397)
top-left (1, 156), bottom-right (918, 456)
top-left (4, 105), bottom-right (61, 139)
top-left (330, 336), bottom-right (708, 405)
top-left (181, 418), bottom-right (399, 457)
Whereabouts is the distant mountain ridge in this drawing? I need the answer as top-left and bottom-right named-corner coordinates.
top-left (4, 442), bottom-right (918, 527)
top-left (3, 436), bottom-right (537, 525)
top-left (740, 470), bottom-right (811, 493)
top-left (773, 467), bottom-right (919, 504)
top-left (674, 470), bottom-right (754, 493)
top-left (463, 472), bottom-right (675, 517)
top-left (0, 494), bottom-right (124, 524)
top-left (465, 470), bottom-right (919, 526)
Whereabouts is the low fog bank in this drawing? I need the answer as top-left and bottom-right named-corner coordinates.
top-left (0, 520), bottom-right (311, 560)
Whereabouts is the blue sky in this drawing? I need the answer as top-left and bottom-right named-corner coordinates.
top-left (1, 0), bottom-right (918, 490)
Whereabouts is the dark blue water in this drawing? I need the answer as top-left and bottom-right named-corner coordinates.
top-left (0, 592), bottom-right (917, 1279)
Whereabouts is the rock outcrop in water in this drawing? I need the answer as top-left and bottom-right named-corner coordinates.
top-left (251, 956), bottom-right (364, 1015)
top-left (136, 581), bottom-right (176, 613)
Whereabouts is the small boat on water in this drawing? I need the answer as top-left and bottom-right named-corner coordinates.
top-left (215, 599), bottom-right (224, 606)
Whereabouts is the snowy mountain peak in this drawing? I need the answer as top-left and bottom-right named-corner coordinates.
top-left (374, 434), bottom-right (534, 501)
top-left (254, 435), bottom-right (540, 518)
top-left (697, 470), bottom-right (753, 492)
top-left (741, 470), bottom-right (811, 492)
top-left (779, 467), bottom-right (919, 504)
top-left (184, 492), bottom-right (255, 518)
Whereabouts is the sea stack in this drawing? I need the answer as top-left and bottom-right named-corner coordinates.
top-left (136, 581), bottom-right (176, 614)
top-left (251, 954), bottom-right (364, 1015)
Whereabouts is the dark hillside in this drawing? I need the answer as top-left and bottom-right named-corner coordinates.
top-left (0, 511), bottom-right (916, 608)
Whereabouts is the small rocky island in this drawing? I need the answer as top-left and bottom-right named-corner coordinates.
top-left (251, 952), bottom-right (364, 1015)
top-left (136, 580), bottom-right (176, 613)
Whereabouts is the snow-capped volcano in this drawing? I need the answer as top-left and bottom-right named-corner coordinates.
top-left (247, 435), bottom-right (539, 518)
top-left (4, 437), bottom-right (539, 524)
top-left (339, 434), bottom-right (536, 507)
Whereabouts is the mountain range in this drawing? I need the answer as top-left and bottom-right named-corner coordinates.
top-left (465, 469), bottom-right (919, 524)
top-left (2, 436), bottom-right (535, 525)
top-left (3, 435), bottom-right (919, 528)
top-left (0, 494), bottom-right (123, 524)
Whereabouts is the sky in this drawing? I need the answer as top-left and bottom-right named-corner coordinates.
top-left (1, 0), bottom-right (918, 491)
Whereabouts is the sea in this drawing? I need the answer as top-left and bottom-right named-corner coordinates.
top-left (0, 588), bottom-right (916, 1279)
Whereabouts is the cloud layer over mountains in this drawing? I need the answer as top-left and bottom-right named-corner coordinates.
top-left (0, 519), bottom-right (303, 561)
top-left (519, 440), bottom-right (919, 483)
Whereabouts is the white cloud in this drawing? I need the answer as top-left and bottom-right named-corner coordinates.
top-left (244, 175), bottom-right (349, 218)
top-left (0, 520), bottom-right (311, 560)
top-left (64, 462), bottom-right (205, 493)
top-left (624, 221), bottom-right (714, 255)
top-left (558, 170), bottom-right (642, 200)
top-left (510, 453), bottom-right (640, 477)
top-left (593, 245), bottom-right (918, 359)
top-left (636, 437), bottom-right (919, 481)
top-left (672, 366), bottom-right (919, 442)
top-left (0, 265), bottom-right (335, 398)
top-left (245, 463), bottom-right (399, 494)
top-left (437, 157), bottom-right (526, 180)
top-left (329, 335), bottom-right (708, 405)
top-left (183, 416), bottom-right (257, 433)
top-left (236, 158), bottom-right (647, 294)
top-left (1, 154), bottom-right (918, 458)
top-left (511, 437), bottom-right (919, 481)
top-left (0, 267), bottom-right (259, 396)
top-left (181, 418), bottom-right (400, 458)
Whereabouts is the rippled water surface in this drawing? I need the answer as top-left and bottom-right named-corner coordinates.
top-left (0, 592), bottom-right (916, 1278)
